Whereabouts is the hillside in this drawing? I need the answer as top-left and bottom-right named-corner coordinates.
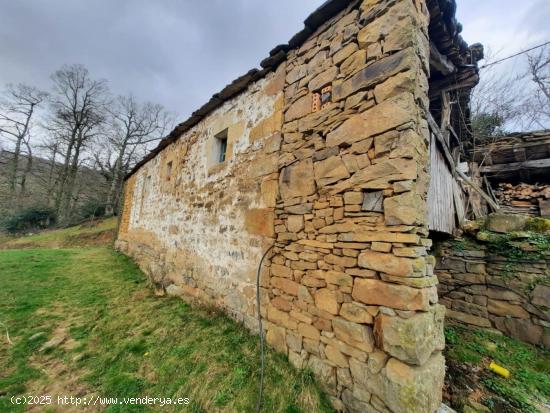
top-left (0, 150), bottom-right (109, 219)
top-left (0, 217), bottom-right (117, 249)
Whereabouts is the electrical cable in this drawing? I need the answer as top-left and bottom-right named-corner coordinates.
top-left (479, 41), bottom-right (550, 69)
top-left (255, 244), bottom-right (274, 413)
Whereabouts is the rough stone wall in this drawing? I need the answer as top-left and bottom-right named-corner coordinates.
top-left (116, 69), bottom-right (284, 329)
top-left (117, 1), bottom-right (447, 412)
top-left (436, 241), bottom-right (550, 347)
top-left (118, 174), bottom-right (136, 236)
top-left (262, 1), bottom-right (445, 412)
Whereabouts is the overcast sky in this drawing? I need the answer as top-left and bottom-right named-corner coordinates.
top-left (1, 0), bottom-right (549, 122)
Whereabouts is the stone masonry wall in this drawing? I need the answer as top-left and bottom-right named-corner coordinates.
top-left (436, 240), bottom-right (550, 347)
top-left (117, 1), bottom-right (447, 412)
top-left (116, 69), bottom-right (284, 329)
top-left (262, 1), bottom-right (445, 412)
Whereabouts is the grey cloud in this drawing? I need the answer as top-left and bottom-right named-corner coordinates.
top-left (0, 0), bottom-right (324, 119)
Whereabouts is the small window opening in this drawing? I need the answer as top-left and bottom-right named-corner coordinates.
top-left (215, 129), bottom-right (228, 163)
top-left (166, 161), bottom-right (173, 181)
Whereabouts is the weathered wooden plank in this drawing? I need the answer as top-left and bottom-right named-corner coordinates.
top-left (480, 158), bottom-right (550, 173)
top-left (428, 133), bottom-right (456, 234)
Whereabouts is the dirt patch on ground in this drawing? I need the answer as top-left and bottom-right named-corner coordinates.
top-left (26, 356), bottom-right (98, 413)
top-left (63, 229), bottom-right (115, 248)
top-left (26, 319), bottom-right (98, 413)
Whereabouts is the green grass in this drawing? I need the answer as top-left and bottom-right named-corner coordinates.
top-left (445, 324), bottom-right (550, 412)
top-left (0, 217), bottom-right (117, 249)
top-left (0, 247), bottom-right (333, 412)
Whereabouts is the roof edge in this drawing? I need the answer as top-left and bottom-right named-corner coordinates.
top-left (125, 0), bottom-right (355, 180)
top-left (125, 0), bottom-right (475, 180)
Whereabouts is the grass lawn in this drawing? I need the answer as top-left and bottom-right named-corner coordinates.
top-left (444, 324), bottom-right (550, 413)
top-left (0, 246), bottom-right (332, 412)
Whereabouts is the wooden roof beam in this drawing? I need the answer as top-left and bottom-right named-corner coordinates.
top-left (430, 41), bottom-right (456, 75)
top-left (480, 158), bottom-right (550, 173)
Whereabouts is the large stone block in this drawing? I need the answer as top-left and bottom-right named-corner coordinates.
top-left (353, 279), bottom-right (432, 311)
top-left (352, 158), bottom-right (417, 188)
top-left (315, 288), bottom-right (340, 315)
top-left (244, 208), bottom-right (274, 237)
top-left (333, 42), bottom-right (358, 65)
top-left (333, 317), bottom-right (375, 352)
top-left (325, 344), bottom-right (349, 368)
top-left (285, 94), bottom-right (311, 121)
top-left (326, 93), bottom-right (416, 147)
top-left (314, 155), bottom-right (351, 187)
top-left (261, 179), bottom-right (279, 207)
top-left (340, 302), bottom-right (374, 324)
top-left (487, 299), bottom-right (530, 319)
top-left (374, 70), bottom-right (417, 103)
top-left (492, 317), bottom-right (543, 346)
top-left (485, 213), bottom-right (528, 233)
top-left (374, 305), bottom-right (445, 365)
top-left (531, 284), bottom-right (550, 307)
top-left (445, 309), bottom-right (491, 328)
top-left (332, 49), bottom-right (415, 101)
top-left (358, 250), bottom-right (414, 277)
top-left (381, 353), bottom-right (445, 413)
top-left (309, 66), bottom-right (338, 91)
top-left (271, 277), bottom-right (300, 296)
top-left (307, 355), bottom-right (337, 390)
top-left (287, 215), bottom-right (304, 232)
top-left (266, 325), bottom-right (287, 353)
top-left (358, 0), bottom-right (419, 48)
top-left (384, 191), bottom-right (426, 226)
top-left (279, 158), bottom-right (316, 200)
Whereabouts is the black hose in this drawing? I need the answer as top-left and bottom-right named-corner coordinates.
top-left (255, 244), bottom-right (274, 413)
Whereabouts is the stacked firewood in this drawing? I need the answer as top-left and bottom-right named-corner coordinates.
top-left (494, 183), bottom-right (550, 216)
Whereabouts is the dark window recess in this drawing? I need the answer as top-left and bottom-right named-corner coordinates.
top-left (362, 190), bottom-right (384, 212)
top-left (166, 161), bottom-right (173, 181)
top-left (216, 129), bottom-right (228, 163)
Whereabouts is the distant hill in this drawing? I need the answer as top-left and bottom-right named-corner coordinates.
top-left (0, 149), bottom-right (109, 220)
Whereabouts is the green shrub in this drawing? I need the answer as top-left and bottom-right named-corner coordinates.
top-left (525, 217), bottom-right (550, 233)
top-left (2, 206), bottom-right (56, 233)
top-left (78, 200), bottom-right (106, 219)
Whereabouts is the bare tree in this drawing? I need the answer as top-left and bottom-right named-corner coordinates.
top-left (0, 84), bottom-right (48, 197)
top-left (96, 95), bottom-right (172, 216)
top-left (47, 64), bottom-right (109, 223)
top-left (525, 45), bottom-right (550, 128)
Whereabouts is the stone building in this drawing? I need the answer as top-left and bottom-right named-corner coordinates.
top-left (115, 0), bottom-right (482, 411)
